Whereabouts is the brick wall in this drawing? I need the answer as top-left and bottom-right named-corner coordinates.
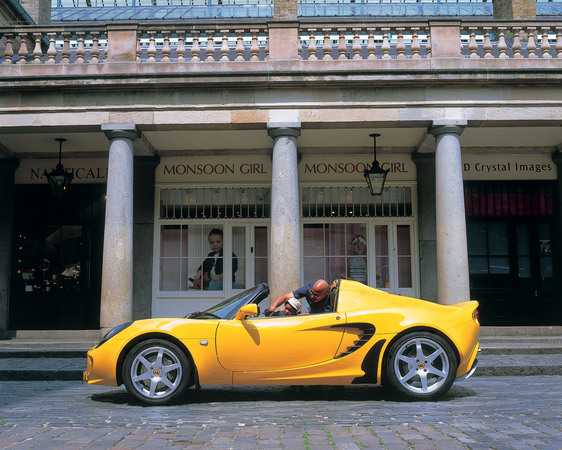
top-left (493, 0), bottom-right (536, 19)
top-left (20, 0), bottom-right (50, 24)
top-left (274, 0), bottom-right (298, 21)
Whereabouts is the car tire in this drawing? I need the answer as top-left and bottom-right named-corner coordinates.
top-left (385, 331), bottom-right (457, 401)
top-left (123, 339), bottom-right (192, 405)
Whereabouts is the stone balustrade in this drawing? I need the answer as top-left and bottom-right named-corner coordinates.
top-left (1, 20), bottom-right (561, 65)
top-left (461, 22), bottom-right (562, 59)
top-left (298, 23), bottom-right (431, 60)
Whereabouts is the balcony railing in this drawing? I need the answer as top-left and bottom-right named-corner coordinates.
top-left (1, 20), bottom-right (561, 66)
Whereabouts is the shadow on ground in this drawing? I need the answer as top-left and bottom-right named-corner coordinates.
top-left (89, 383), bottom-right (477, 407)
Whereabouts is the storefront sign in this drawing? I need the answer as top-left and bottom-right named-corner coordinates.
top-left (158, 155), bottom-right (416, 183)
top-left (462, 154), bottom-right (557, 180)
top-left (301, 155), bottom-right (415, 182)
top-left (15, 159), bottom-right (108, 184)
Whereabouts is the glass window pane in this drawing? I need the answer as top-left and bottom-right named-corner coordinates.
top-left (489, 257), bottom-right (510, 274)
top-left (303, 224), bottom-right (325, 257)
top-left (516, 224), bottom-right (530, 256)
top-left (375, 226), bottom-right (389, 288)
top-left (232, 226), bottom-right (245, 289)
top-left (329, 257), bottom-right (346, 283)
top-left (396, 225), bottom-right (411, 256)
top-left (488, 222), bottom-right (508, 255)
top-left (304, 255), bottom-right (326, 285)
top-left (375, 226), bottom-right (388, 257)
top-left (376, 257), bottom-right (389, 289)
top-left (469, 256), bottom-right (489, 275)
top-left (518, 257), bottom-right (531, 278)
top-left (326, 223), bottom-right (346, 256)
top-left (467, 224), bottom-right (487, 256)
top-left (254, 227), bottom-right (268, 285)
top-left (160, 257), bottom-right (180, 291)
top-left (540, 257), bottom-right (553, 278)
top-left (398, 256), bottom-right (412, 288)
top-left (160, 225), bottom-right (180, 257)
top-left (538, 224), bottom-right (552, 258)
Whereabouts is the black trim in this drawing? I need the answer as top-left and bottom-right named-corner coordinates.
top-left (332, 322), bottom-right (375, 359)
top-left (352, 339), bottom-right (386, 384)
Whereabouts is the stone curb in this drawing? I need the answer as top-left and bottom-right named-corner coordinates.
top-left (0, 369), bottom-right (84, 381)
top-left (0, 349), bottom-right (87, 358)
top-left (474, 365), bottom-right (562, 376)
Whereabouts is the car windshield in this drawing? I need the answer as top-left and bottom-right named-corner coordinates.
top-left (186, 283), bottom-right (270, 320)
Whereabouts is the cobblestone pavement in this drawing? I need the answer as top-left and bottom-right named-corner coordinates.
top-left (1, 376), bottom-right (561, 449)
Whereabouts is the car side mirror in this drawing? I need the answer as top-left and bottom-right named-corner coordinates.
top-left (235, 303), bottom-right (258, 320)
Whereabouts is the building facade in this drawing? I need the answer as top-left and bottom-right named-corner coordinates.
top-left (1, 0), bottom-right (561, 337)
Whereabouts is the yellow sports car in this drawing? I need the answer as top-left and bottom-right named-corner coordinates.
top-left (83, 280), bottom-right (480, 405)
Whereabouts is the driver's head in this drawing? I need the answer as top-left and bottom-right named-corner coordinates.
top-left (283, 298), bottom-right (301, 315)
top-left (310, 279), bottom-right (330, 303)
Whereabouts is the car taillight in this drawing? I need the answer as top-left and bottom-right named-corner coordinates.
top-left (473, 309), bottom-right (480, 323)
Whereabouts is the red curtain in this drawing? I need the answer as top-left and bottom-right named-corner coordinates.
top-left (464, 185), bottom-right (553, 217)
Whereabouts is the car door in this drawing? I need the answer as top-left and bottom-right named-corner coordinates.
top-left (215, 312), bottom-right (347, 372)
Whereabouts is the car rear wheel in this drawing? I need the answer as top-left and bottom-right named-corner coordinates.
top-left (123, 339), bottom-right (191, 405)
top-left (385, 332), bottom-right (457, 401)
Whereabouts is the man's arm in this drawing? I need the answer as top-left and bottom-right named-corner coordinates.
top-left (265, 293), bottom-right (293, 316)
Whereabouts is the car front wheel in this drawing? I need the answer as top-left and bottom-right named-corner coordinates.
top-left (385, 332), bottom-right (457, 401)
top-left (123, 339), bottom-right (192, 405)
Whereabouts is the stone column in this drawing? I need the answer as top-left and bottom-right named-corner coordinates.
top-left (412, 152), bottom-right (437, 302)
top-left (267, 125), bottom-right (302, 303)
top-left (0, 159), bottom-right (19, 339)
top-left (430, 122), bottom-right (470, 305)
top-left (100, 124), bottom-right (138, 334)
top-left (133, 155), bottom-right (160, 320)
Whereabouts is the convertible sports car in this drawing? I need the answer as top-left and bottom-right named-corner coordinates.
top-left (83, 280), bottom-right (480, 405)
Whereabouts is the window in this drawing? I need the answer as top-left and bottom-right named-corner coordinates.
top-left (303, 223), bottom-right (368, 285)
top-left (159, 224), bottom-right (241, 292)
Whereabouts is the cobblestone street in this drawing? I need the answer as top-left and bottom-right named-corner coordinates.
top-left (1, 376), bottom-right (561, 449)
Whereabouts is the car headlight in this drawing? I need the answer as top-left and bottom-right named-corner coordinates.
top-left (95, 322), bottom-right (133, 349)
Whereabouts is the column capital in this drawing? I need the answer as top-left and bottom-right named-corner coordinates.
top-left (429, 121), bottom-right (466, 138)
top-left (267, 126), bottom-right (301, 139)
top-left (102, 123), bottom-right (139, 141)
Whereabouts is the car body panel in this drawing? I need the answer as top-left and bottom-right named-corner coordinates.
top-left (84, 280), bottom-right (480, 401)
top-left (216, 312), bottom-right (346, 372)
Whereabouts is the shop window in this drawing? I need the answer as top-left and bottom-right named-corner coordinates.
top-left (159, 224), bottom-right (242, 292)
top-left (303, 223), bottom-right (368, 285)
top-left (10, 185), bottom-right (105, 330)
top-left (467, 222), bottom-right (509, 275)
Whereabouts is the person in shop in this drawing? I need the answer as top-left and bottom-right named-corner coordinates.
top-left (265, 279), bottom-right (330, 315)
top-left (191, 228), bottom-right (238, 290)
top-left (348, 235), bottom-right (367, 284)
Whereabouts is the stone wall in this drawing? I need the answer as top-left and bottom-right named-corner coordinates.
top-left (274, 0), bottom-right (298, 21)
top-left (20, 0), bottom-right (50, 24)
top-left (494, 0), bottom-right (536, 19)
